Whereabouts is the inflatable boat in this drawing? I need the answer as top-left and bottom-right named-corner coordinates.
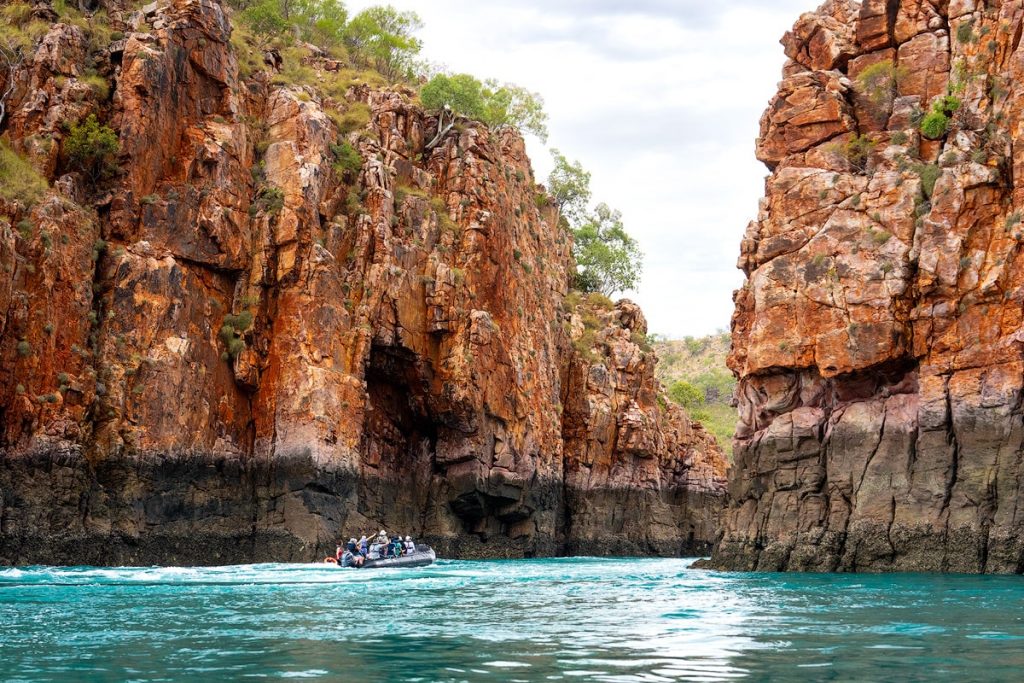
top-left (362, 545), bottom-right (436, 569)
top-left (326, 544), bottom-right (436, 569)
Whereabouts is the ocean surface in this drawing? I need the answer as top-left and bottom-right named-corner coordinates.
top-left (2, 558), bottom-right (1023, 682)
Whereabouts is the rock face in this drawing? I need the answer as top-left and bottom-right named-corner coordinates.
top-left (710, 0), bottom-right (1024, 572)
top-left (0, 0), bottom-right (727, 565)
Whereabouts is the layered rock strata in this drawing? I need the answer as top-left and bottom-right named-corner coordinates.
top-left (0, 0), bottom-right (727, 565)
top-left (709, 0), bottom-right (1024, 573)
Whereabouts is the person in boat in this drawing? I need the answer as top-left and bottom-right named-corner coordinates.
top-left (367, 538), bottom-right (382, 560)
top-left (345, 538), bottom-right (364, 567)
top-left (358, 535), bottom-right (369, 556)
top-left (404, 535), bottom-right (415, 554)
top-left (391, 536), bottom-right (403, 557)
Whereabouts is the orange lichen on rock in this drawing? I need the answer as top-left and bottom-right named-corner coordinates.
top-left (0, 0), bottom-right (725, 564)
top-left (709, 0), bottom-right (1024, 573)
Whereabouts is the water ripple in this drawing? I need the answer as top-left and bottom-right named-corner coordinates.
top-left (2, 559), bottom-right (1024, 681)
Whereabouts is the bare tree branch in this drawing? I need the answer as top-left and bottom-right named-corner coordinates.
top-left (0, 48), bottom-right (25, 131)
top-left (425, 107), bottom-right (454, 151)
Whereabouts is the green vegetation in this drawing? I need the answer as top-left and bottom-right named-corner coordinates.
top-left (547, 153), bottom-right (642, 297)
top-left (564, 291), bottom-right (614, 362)
top-left (82, 74), bottom-right (110, 100)
top-left (230, 1), bottom-right (422, 87)
top-left (253, 185), bottom-right (285, 214)
top-left (0, 140), bottom-right (48, 206)
top-left (330, 140), bottom-right (362, 177)
top-left (236, 0), bottom-right (349, 51)
top-left (547, 149), bottom-right (592, 226)
top-left (571, 204), bottom-right (642, 297)
top-left (219, 310), bottom-right (254, 359)
top-left (956, 19), bottom-right (975, 44)
top-left (343, 6), bottom-right (422, 82)
top-left (655, 333), bottom-right (736, 457)
top-left (920, 110), bottom-right (950, 139)
top-left (1005, 212), bottom-right (1022, 232)
top-left (835, 134), bottom-right (876, 174)
top-left (917, 163), bottom-right (941, 198)
top-left (420, 72), bottom-right (548, 143)
top-left (856, 59), bottom-right (906, 117)
top-left (63, 114), bottom-right (119, 184)
top-left (920, 95), bottom-right (961, 140)
top-left (668, 379), bottom-right (704, 410)
top-left (238, 2), bottom-right (421, 80)
top-left (1, 3), bottom-right (50, 128)
top-left (327, 102), bottom-right (371, 134)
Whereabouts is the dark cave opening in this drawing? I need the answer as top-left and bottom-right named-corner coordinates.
top-left (363, 343), bottom-right (438, 469)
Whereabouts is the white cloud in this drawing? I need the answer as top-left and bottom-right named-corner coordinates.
top-left (348, 0), bottom-right (810, 338)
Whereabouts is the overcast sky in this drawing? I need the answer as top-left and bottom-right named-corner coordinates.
top-left (350, 0), bottom-right (813, 338)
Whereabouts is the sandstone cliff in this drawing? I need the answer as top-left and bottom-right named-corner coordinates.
top-left (0, 0), bottom-right (727, 564)
top-left (710, 0), bottom-right (1024, 572)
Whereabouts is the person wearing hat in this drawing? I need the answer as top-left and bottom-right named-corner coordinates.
top-left (404, 535), bottom-right (415, 555)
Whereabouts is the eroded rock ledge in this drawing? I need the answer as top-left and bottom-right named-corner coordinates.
top-left (0, 0), bottom-right (727, 564)
top-left (706, 0), bottom-right (1024, 573)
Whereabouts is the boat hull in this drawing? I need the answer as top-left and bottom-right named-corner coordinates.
top-left (360, 546), bottom-right (436, 569)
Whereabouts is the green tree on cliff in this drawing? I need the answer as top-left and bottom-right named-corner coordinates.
top-left (343, 6), bottom-right (423, 82)
top-left (236, 2), bottom-right (417, 73)
top-left (668, 379), bottom-right (705, 411)
top-left (63, 114), bottom-right (120, 185)
top-left (238, 0), bottom-right (289, 45)
top-left (421, 73), bottom-right (486, 119)
top-left (291, 0), bottom-right (349, 49)
top-left (420, 72), bottom-right (548, 145)
top-left (571, 204), bottom-right (643, 297)
top-left (478, 79), bottom-right (548, 142)
top-left (547, 149), bottom-right (592, 226)
top-left (547, 155), bottom-right (643, 297)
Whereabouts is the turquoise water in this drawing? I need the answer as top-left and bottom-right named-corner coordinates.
top-left (2, 558), bottom-right (1024, 682)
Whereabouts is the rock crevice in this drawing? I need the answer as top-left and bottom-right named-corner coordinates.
top-left (709, 0), bottom-right (1024, 573)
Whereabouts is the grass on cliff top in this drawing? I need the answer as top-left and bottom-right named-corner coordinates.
top-left (688, 403), bottom-right (736, 460)
top-left (1, 3), bottom-right (50, 49)
top-left (0, 140), bottom-right (48, 207)
top-left (654, 332), bottom-right (737, 458)
top-left (563, 290), bottom-right (615, 362)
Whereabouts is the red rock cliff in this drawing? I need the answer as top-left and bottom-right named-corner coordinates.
top-left (0, 0), bottom-right (727, 564)
top-left (710, 0), bottom-right (1024, 572)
